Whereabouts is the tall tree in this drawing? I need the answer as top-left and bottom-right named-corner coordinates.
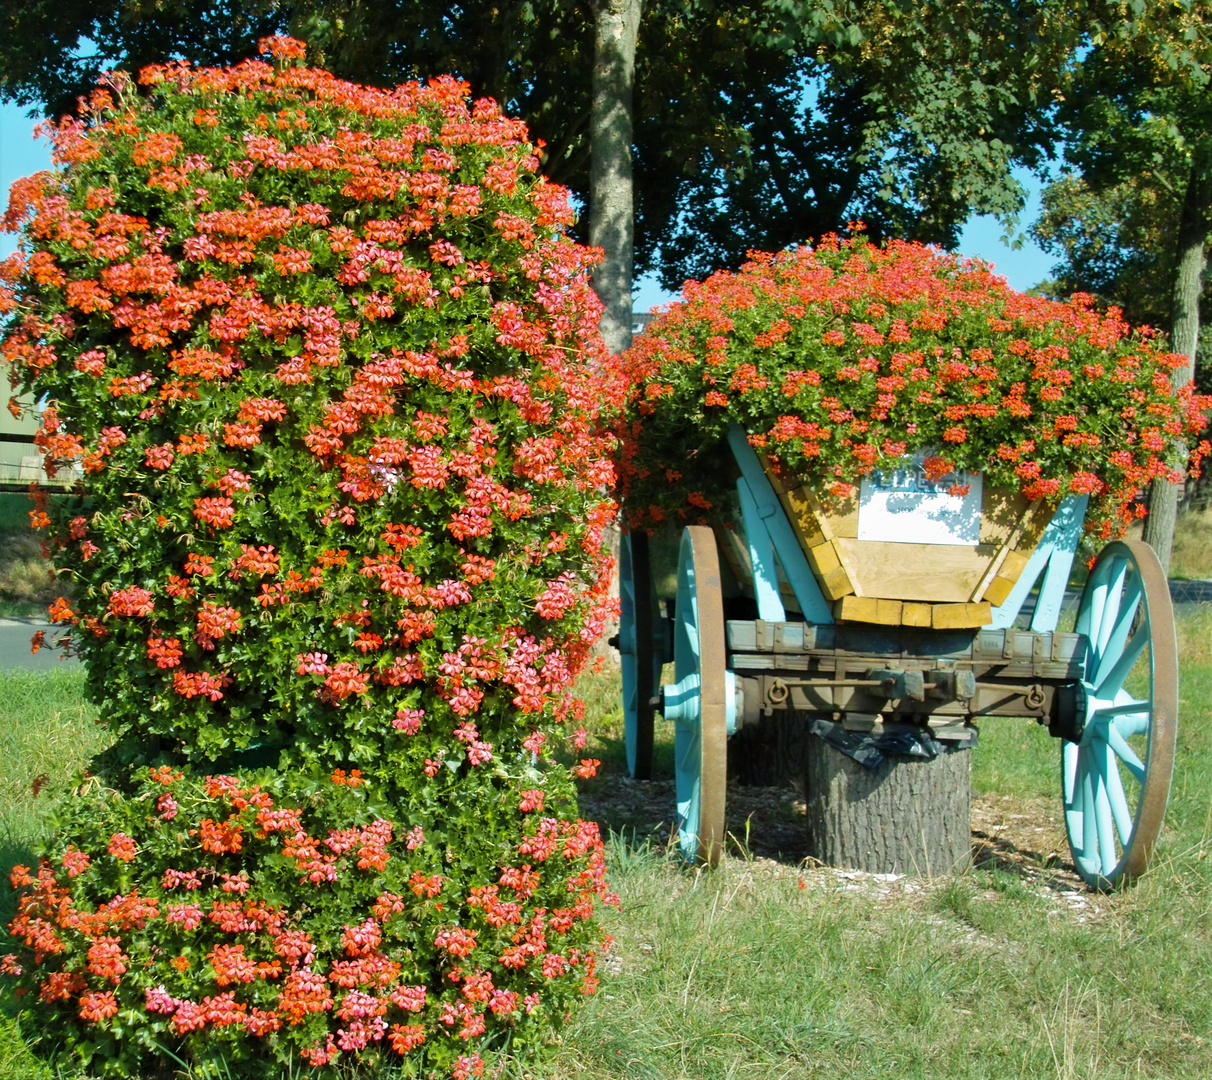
top-left (590, 0), bottom-right (641, 355)
top-left (0, 2), bottom-right (1078, 293)
top-left (1045, 1), bottom-right (1212, 569)
top-left (1032, 173), bottom-right (1212, 382)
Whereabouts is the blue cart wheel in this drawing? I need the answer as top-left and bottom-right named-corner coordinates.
top-left (1065, 540), bottom-right (1178, 889)
top-left (662, 526), bottom-right (728, 866)
top-left (619, 530), bottom-right (659, 779)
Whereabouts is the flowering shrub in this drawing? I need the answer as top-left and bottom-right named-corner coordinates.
top-left (5, 766), bottom-right (609, 1078)
top-left (0, 37), bottom-right (620, 1078)
top-left (618, 235), bottom-right (1210, 539)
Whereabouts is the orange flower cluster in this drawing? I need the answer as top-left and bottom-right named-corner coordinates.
top-left (2, 765), bottom-right (615, 1077)
top-left (618, 235), bottom-right (1210, 538)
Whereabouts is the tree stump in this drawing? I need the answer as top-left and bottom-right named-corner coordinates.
top-left (804, 733), bottom-right (971, 876)
top-left (727, 711), bottom-right (812, 787)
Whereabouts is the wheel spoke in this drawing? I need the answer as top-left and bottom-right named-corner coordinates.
top-left (1063, 743), bottom-right (1080, 810)
top-left (1094, 574), bottom-right (1141, 687)
top-left (1113, 711), bottom-right (1149, 738)
top-left (1081, 757), bottom-right (1097, 860)
top-left (1084, 566), bottom-right (1111, 640)
top-left (1095, 623), bottom-right (1148, 700)
top-left (1094, 558), bottom-right (1129, 662)
top-left (1104, 745), bottom-right (1135, 848)
top-left (1106, 724), bottom-right (1146, 782)
top-left (1093, 699), bottom-right (1150, 720)
top-left (1093, 770), bottom-right (1118, 877)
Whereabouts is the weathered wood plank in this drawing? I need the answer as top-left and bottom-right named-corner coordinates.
top-left (832, 538), bottom-right (991, 602)
top-left (979, 486), bottom-right (1032, 546)
top-left (969, 498), bottom-right (1044, 602)
top-left (834, 595), bottom-right (903, 625)
top-left (931, 601), bottom-right (993, 629)
top-left (900, 602), bottom-right (934, 627)
top-left (780, 484), bottom-right (832, 546)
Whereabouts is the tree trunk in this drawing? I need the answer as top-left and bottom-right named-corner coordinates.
top-left (589, 0), bottom-right (640, 357)
top-left (1143, 158), bottom-right (1211, 571)
top-left (804, 735), bottom-right (972, 876)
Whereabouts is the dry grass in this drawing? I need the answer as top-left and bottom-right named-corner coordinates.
top-left (0, 533), bottom-right (61, 614)
top-left (1170, 507), bottom-right (1212, 579)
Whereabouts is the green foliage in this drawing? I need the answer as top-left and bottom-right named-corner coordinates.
top-left (5, 595), bottom-right (1212, 1079)
top-left (0, 38), bottom-right (620, 1079)
top-left (0, 0), bottom-right (1081, 289)
top-left (1041, 1), bottom-right (1212, 356)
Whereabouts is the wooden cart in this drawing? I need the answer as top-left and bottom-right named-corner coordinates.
top-left (618, 426), bottom-right (1178, 889)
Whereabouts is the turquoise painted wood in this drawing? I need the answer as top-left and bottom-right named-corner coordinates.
top-left (618, 532), bottom-right (663, 778)
top-left (663, 531), bottom-right (710, 860)
top-left (726, 426), bottom-right (833, 625)
top-left (1064, 542), bottom-right (1168, 885)
top-left (737, 475), bottom-right (786, 623)
top-left (989, 494), bottom-right (1089, 632)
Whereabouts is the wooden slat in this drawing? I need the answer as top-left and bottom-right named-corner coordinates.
top-left (832, 538), bottom-right (991, 602)
top-left (979, 486), bottom-right (1032, 546)
top-left (834, 596), bottom-right (903, 625)
top-left (931, 602), bottom-right (993, 629)
top-left (981, 548), bottom-right (1032, 607)
top-left (805, 540), bottom-right (855, 600)
top-left (969, 499), bottom-right (1044, 602)
top-left (901, 602), bottom-right (934, 627)
top-left (779, 483), bottom-right (833, 546)
top-left (1017, 500), bottom-right (1054, 552)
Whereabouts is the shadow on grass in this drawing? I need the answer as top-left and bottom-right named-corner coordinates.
top-left (970, 828), bottom-right (1088, 896)
top-left (581, 765), bottom-right (1101, 902)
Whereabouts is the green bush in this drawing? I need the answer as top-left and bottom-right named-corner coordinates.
top-left (0, 36), bottom-right (620, 1078)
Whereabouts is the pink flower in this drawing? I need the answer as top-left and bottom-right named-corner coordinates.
top-left (392, 707), bottom-right (423, 734)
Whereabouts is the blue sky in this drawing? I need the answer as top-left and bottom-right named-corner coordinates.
top-left (0, 99), bottom-right (1057, 299)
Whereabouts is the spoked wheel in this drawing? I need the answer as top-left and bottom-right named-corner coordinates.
top-left (619, 530), bottom-right (660, 779)
top-left (661, 526), bottom-right (729, 866)
top-left (1065, 539), bottom-right (1178, 889)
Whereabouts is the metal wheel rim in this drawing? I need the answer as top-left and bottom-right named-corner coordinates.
top-left (1065, 539), bottom-right (1178, 889)
top-left (671, 526), bottom-right (728, 866)
top-left (619, 530), bottom-right (657, 780)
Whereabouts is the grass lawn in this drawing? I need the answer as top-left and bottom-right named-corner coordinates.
top-left (0, 610), bottom-right (1209, 1078)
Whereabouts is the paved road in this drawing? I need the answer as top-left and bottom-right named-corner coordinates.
top-left (0, 620), bottom-right (77, 671)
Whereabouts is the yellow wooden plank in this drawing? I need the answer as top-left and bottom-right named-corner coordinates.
top-left (834, 595), bottom-right (902, 625)
top-left (1000, 547), bottom-right (1031, 581)
top-left (980, 548), bottom-right (1033, 607)
top-left (969, 499), bottom-right (1045, 602)
top-left (931, 602), bottom-right (993, 629)
top-left (979, 486), bottom-right (1032, 546)
top-left (901, 602), bottom-right (934, 627)
top-left (780, 484), bottom-right (831, 546)
top-left (981, 574), bottom-right (1017, 608)
top-left (805, 539), bottom-right (840, 576)
top-left (817, 564), bottom-right (854, 601)
top-left (1017, 500), bottom-right (1052, 552)
top-left (821, 492), bottom-right (860, 539)
top-left (829, 538), bottom-right (866, 598)
top-left (833, 538), bottom-right (990, 602)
